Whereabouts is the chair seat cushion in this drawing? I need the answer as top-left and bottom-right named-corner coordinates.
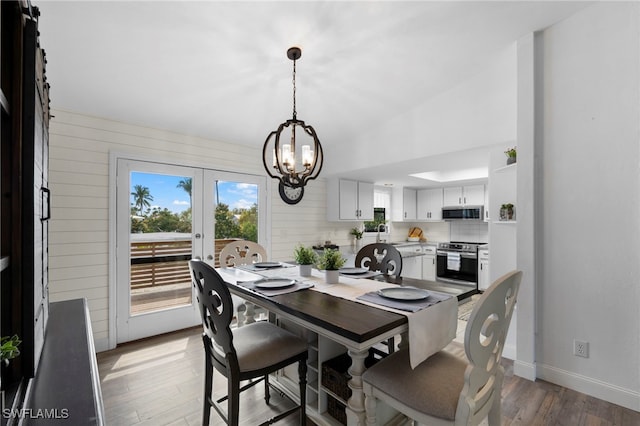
top-left (362, 346), bottom-right (468, 420)
top-left (233, 321), bottom-right (307, 372)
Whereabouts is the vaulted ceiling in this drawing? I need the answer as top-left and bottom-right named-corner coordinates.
top-left (37, 1), bottom-right (589, 186)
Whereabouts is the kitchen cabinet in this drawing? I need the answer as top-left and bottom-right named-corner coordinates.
top-left (416, 188), bottom-right (443, 221)
top-left (422, 245), bottom-right (436, 281)
top-left (478, 248), bottom-right (490, 291)
top-left (401, 254), bottom-right (422, 279)
top-left (443, 184), bottom-right (485, 207)
top-left (391, 187), bottom-right (417, 221)
top-left (327, 179), bottom-right (374, 221)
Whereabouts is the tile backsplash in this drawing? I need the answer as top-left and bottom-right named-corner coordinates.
top-left (449, 221), bottom-right (488, 243)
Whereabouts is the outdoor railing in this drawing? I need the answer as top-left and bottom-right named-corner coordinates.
top-left (130, 237), bottom-right (240, 289)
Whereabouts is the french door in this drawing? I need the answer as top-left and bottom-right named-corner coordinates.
top-left (115, 159), bottom-right (266, 343)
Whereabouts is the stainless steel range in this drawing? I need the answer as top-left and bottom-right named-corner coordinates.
top-left (436, 241), bottom-right (482, 287)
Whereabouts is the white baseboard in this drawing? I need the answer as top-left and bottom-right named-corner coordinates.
top-left (538, 363), bottom-right (640, 412)
top-left (94, 337), bottom-right (112, 353)
top-left (513, 359), bottom-right (537, 381)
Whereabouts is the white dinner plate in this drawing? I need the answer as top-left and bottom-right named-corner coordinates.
top-left (339, 267), bottom-right (369, 275)
top-left (253, 262), bottom-right (281, 269)
top-left (377, 287), bottom-right (430, 301)
top-left (253, 278), bottom-right (296, 289)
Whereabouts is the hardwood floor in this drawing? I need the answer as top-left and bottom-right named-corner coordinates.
top-left (97, 326), bottom-right (640, 426)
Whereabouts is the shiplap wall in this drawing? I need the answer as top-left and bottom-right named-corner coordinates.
top-left (48, 109), bottom-right (355, 351)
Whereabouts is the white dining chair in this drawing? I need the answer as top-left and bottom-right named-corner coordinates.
top-left (219, 240), bottom-right (267, 267)
top-left (362, 270), bottom-right (522, 426)
top-left (219, 240), bottom-right (268, 326)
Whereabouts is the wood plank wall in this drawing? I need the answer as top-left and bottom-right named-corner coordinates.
top-left (47, 110), bottom-right (354, 351)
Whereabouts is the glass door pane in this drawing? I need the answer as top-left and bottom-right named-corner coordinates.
top-left (203, 171), bottom-right (267, 268)
top-left (129, 172), bottom-right (193, 314)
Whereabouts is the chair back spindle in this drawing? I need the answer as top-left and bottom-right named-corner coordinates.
top-left (355, 243), bottom-right (403, 277)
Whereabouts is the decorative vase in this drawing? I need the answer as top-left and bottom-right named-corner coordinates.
top-left (325, 269), bottom-right (339, 284)
top-left (507, 208), bottom-right (514, 220)
top-left (299, 264), bottom-right (312, 277)
top-left (353, 239), bottom-right (362, 254)
top-left (507, 156), bottom-right (516, 165)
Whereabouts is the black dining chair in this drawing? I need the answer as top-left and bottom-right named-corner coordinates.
top-left (355, 243), bottom-right (403, 356)
top-left (355, 243), bottom-right (403, 278)
top-left (189, 259), bottom-right (308, 426)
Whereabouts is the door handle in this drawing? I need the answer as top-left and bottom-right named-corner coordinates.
top-left (194, 233), bottom-right (201, 239)
top-left (207, 254), bottom-right (213, 260)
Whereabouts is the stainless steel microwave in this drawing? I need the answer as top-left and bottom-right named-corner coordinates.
top-left (442, 206), bottom-right (484, 220)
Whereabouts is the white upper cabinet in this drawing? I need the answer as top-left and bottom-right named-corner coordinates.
top-left (391, 187), bottom-right (417, 221)
top-left (443, 184), bottom-right (485, 206)
top-left (327, 179), bottom-right (374, 221)
top-left (416, 188), bottom-right (443, 221)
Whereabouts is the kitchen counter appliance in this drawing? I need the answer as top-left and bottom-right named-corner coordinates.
top-left (436, 241), bottom-right (481, 287)
top-left (442, 206), bottom-right (483, 220)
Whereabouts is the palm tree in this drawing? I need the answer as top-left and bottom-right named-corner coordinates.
top-left (131, 185), bottom-right (153, 215)
top-left (176, 178), bottom-right (192, 196)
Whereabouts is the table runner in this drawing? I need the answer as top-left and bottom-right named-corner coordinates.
top-left (230, 266), bottom-right (458, 369)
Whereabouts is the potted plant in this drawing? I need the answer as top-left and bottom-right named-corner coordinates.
top-left (500, 203), bottom-right (515, 221)
top-left (504, 147), bottom-right (517, 165)
top-left (316, 248), bottom-right (346, 284)
top-left (1, 335), bottom-right (21, 366)
top-left (293, 244), bottom-right (317, 277)
top-left (349, 227), bottom-right (363, 253)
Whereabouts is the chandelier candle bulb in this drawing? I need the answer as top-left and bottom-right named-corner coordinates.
top-left (302, 145), bottom-right (311, 166)
top-left (282, 144), bottom-right (291, 166)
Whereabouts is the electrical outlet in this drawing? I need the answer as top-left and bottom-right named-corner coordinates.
top-left (574, 340), bottom-right (589, 358)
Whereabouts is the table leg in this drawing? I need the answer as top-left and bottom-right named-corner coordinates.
top-left (244, 302), bottom-right (256, 324)
top-left (346, 348), bottom-right (368, 426)
top-left (398, 330), bottom-right (409, 351)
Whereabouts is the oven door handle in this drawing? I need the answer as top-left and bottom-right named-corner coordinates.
top-left (437, 251), bottom-right (477, 259)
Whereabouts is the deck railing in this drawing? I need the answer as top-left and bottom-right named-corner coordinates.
top-left (130, 237), bottom-right (240, 289)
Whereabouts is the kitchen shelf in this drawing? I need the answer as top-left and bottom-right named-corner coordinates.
top-left (494, 163), bottom-right (517, 173)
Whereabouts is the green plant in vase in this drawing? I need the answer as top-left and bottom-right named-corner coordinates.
top-left (293, 244), bottom-right (317, 277)
top-left (349, 227), bottom-right (363, 240)
top-left (1, 335), bottom-right (21, 366)
top-left (317, 248), bottom-right (346, 284)
top-left (504, 147), bottom-right (517, 165)
top-left (500, 203), bottom-right (515, 221)
top-left (350, 227), bottom-right (364, 254)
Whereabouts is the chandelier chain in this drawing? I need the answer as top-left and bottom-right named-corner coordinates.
top-left (292, 59), bottom-right (297, 119)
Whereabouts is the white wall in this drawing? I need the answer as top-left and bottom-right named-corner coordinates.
top-left (48, 110), bottom-right (355, 351)
top-left (535, 2), bottom-right (640, 410)
top-left (327, 45), bottom-right (517, 176)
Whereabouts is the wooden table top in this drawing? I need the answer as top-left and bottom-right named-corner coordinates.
top-left (218, 268), bottom-right (406, 345)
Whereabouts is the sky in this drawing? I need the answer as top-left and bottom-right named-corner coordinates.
top-left (131, 172), bottom-right (258, 213)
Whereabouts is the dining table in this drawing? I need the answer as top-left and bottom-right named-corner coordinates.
top-left (216, 263), bottom-right (458, 426)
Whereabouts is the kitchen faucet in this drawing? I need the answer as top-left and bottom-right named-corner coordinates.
top-left (376, 223), bottom-right (386, 243)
